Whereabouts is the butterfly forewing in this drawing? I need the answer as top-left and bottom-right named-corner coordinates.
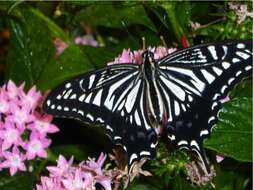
top-left (43, 63), bottom-right (157, 169)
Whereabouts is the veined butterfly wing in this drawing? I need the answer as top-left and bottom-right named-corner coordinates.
top-left (42, 64), bottom-right (157, 171)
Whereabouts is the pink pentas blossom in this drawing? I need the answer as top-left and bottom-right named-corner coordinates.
top-left (54, 38), bottom-right (68, 57)
top-left (0, 80), bottom-right (59, 176)
top-left (54, 35), bottom-right (99, 56)
top-left (1, 147), bottom-right (26, 176)
top-left (81, 152), bottom-right (107, 176)
top-left (107, 46), bottom-right (177, 65)
top-left (220, 96), bottom-right (230, 104)
top-left (7, 104), bottom-right (34, 127)
top-left (0, 93), bottom-right (9, 113)
top-left (21, 86), bottom-right (42, 110)
top-left (95, 175), bottom-right (112, 190)
top-left (28, 117), bottom-right (59, 135)
top-left (37, 153), bottom-right (112, 190)
top-left (24, 132), bottom-right (51, 160)
top-left (75, 35), bottom-right (99, 47)
top-left (36, 176), bottom-right (62, 190)
top-left (216, 155), bottom-right (225, 163)
top-left (3, 80), bottom-right (24, 100)
top-left (47, 155), bottom-right (74, 177)
top-left (107, 49), bottom-right (142, 65)
top-left (62, 169), bottom-right (90, 190)
top-left (0, 123), bottom-right (24, 150)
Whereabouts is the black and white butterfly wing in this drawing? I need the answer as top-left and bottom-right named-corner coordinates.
top-left (43, 64), bottom-right (157, 171)
top-left (158, 40), bottom-right (252, 168)
top-left (43, 40), bottom-right (252, 173)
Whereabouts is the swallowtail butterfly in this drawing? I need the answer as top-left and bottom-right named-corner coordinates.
top-left (43, 40), bottom-right (252, 172)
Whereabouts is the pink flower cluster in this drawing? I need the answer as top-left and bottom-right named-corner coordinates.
top-left (54, 35), bottom-right (99, 56)
top-left (0, 80), bottom-right (59, 176)
top-left (107, 46), bottom-right (177, 65)
top-left (54, 38), bottom-right (68, 57)
top-left (36, 153), bottom-right (112, 190)
top-left (75, 35), bottom-right (99, 47)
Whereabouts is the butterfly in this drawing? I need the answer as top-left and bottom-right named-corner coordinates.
top-left (42, 40), bottom-right (252, 172)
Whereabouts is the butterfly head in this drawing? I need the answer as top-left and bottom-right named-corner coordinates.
top-left (142, 50), bottom-right (157, 72)
top-left (142, 50), bottom-right (155, 65)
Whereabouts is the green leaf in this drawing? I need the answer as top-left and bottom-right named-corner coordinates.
top-left (0, 172), bottom-right (36, 190)
top-left (64, 1), bottom-right (98, 6)
top-left (131, 183), bottom-right (161, 190)
top-left (6, 8), bottom-right (55, 88)
top-left (230, 79), bottom-right (252, 98)
top-left (37, 45), bottom-right (94, 91)
top-left (80, 46), bottom-right (119, 68)
top-left (30, 8), bottom-right (70, 41)
top-left (160, 3), bottom-right (184, 43)
top-left (172, 175), bottom-right (212, 190)
top-left (80, 39), bottom-right (140, 69)
top-left (0, 1), bottom-right (23, 17)
top-left (205, 98), bottom-right (252, 162)
top-left (75, 3), bottom-right (156, 32)
top-left (215, 170), bottom-right (249, 190)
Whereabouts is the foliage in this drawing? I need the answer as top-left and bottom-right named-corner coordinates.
top-left (0, 1), bottom-right (252, 190)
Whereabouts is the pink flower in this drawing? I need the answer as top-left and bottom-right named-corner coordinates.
top-left (62, 169), bottom-right (93, 190)
top-left (0, 80), bottom-right (59, 176)
top-left (151, 47), bottom-right (177, 59)
top-left (0, 123), bottom-right (23, 150)
top-left (24, 132), bottom-right (51, 160)
top-left (54, 35), bottom-right (99, 57)
top-left (3, 80), bottom-right (24, 100)
top-left (7, 104), bottom-right (34, 127)
top-left (28, 115), bottom-right (59, 135)
top-left (36, 153), bottom-right (112, 190)
top-left (107, 47), bottom-right (177, 65)
top-left (0, 93), bottom-right (9, 114)
top-left (81, 152), bottom-right (107, 176)
top-left (21, 86), bottom-right (42, 110)
top-left (107, 49), bottom-right (142, 65)
top-left (75, 35), bottom-right (99, 47)
top-left (220, 96), bottom-right (230, 104)
top-left (95, 175), bottom-right (112, 190)
top-left (81, 153), bottom-right (111, 190)
top-left (1, 147), bottom-right (26, 176)
top-left (216, 155), bottom-right (225, 163)
top-left (36, 176), bottom-right (62, 190)
top-left (47, 155), bottom-right (74, 177)
top-left (54, 38), bottom-right (68, 56)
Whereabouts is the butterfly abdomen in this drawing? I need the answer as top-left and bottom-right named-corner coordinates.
top-left (142, 51), bottom-right (167, 125)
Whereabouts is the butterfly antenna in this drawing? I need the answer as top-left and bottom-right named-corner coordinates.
top-left (160, 35), bottom-right (167, 48)
top-left (142, 37), bottom-right (146, 50)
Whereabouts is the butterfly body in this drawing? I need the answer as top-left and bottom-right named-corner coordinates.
top-left (43, 40), bottom-right (252, 171)
top-left (141, 51), bottom-right (167, 127)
